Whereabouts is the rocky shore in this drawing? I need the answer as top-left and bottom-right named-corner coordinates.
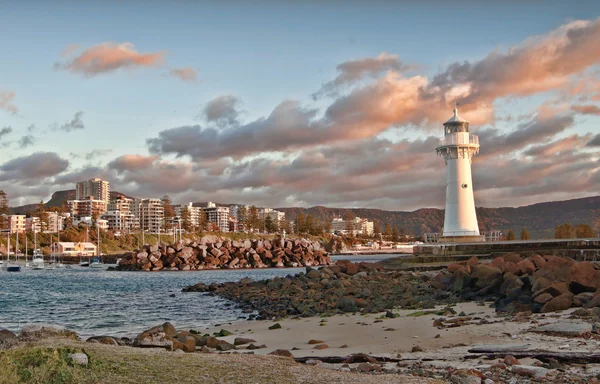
top-left (116, 237), bottom-right (330, 271)
top-left (182, 259), bottom-right (456, 319)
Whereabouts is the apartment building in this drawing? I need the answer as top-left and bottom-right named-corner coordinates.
top-left (25, 216), bottom-right (41, 233)
top-left (107, 196), bottom-right (133, 212)
top-left (67, 197), bottom-right (107, 218)
top-left (7, 215), bottom-right (26, 233)
top-left (205, 202), bottom-right (230, 232)
top-left (132, 198), bottom-right (164, 233)
top-left (330, 217), bottom-right (374, 235)
top-left (76, 178), bottom-right (111, 203)
top-left (259, 208), bottom-right (285, 223)
top-left (102, 210), bottom-right (137, 232)
top-left (174, 202), bottom-right (204, 229)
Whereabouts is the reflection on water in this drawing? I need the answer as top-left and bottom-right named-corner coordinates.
top-left (0, 254), bottom-right (392, 338)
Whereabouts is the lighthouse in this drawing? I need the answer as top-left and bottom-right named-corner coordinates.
top-left (436, 106), bottom-right (485, 242)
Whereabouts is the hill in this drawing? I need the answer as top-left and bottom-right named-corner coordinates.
top-left (277, 196), bottom-right (600, 239)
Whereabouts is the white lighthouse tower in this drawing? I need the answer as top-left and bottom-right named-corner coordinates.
top-left (436, 105), bottom-right (484, 242)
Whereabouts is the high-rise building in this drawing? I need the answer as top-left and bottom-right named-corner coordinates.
top-left (204, 202), bottom-right (229, 232)
top-left (67, 197), bottom-right (107, 218)
top-left (7, 215), bottom-right (26, 233)
top-left (174, 202), bottom-right (203, 229)
top-left (330, 217), bottom-right (374, 235)
top-left (132, 198), bottom-right (164, 233)
top-left (103, 196), bottom-right (137, 232)
top-left (76, 178), bottom-right (111, 203)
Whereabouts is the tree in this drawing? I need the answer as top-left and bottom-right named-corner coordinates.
top-left (237, 206), bottom-right (247, 232)
top-left (384, 223), bottom-right (393, 239)
top-left (162, 196), bottom-right (175, 232)
top-left (373, 221), bottom-right (381, 236)
top-left (264, 215), bottom-right (275, 233)
top-left (520, 228), bottom-right (530, 240)
top-left (36, 200), bottom-right (49, 232)
top-left (305, 214), bottom-right (315, 235)
top-left (555, 223), bottom-right (576, 239)
top-left (197, 208), bottom-right (207, 232)
top-left (576, 224), bottom-right (595, 238)
top-left (506, 229), bottom-right (515, 241)
top-left (247, 206), bottom-right (259, 233)
top-left (391, 226), bottom-right (400, 243)
top-left (181, 206), bottom-right (193, 232)
top-left (0, 190), bottom-right (9, 229)
top-left (323, 219), bottom-right (332, 235)
top-left (295, 212), bottom-right (305, 234)
top-left (279, 218), bottom-right (291, 234)
top-left (400, 226), bottom-right (407, 242)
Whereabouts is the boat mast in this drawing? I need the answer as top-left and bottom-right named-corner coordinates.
top-left (97, 223), bottom-right (100, 256)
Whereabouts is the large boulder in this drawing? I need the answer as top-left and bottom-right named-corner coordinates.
top-left (134, 322), bottom-right (177, 349)
top-left (569, 262), bottom-right (599, 293)
top-left (540, 292), bottom-right (573, 313)
top-left (471, 265), bottom-right (502, 290)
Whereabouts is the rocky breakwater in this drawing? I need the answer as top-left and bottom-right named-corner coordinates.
top-left (117, 237), bottom-right (330, 271)
top-left (434, 253), bottom-right (600, 313)
top-left (183, 260), bottom-right (455, 319)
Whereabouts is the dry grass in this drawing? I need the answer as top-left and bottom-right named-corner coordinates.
top-left (0, 338), bottom-right (443, 384)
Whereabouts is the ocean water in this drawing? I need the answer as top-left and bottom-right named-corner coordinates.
top-left (0, 255), bottom-right (393, 338)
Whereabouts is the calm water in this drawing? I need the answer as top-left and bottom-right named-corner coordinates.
top-left (0, 254), bottom-right (392, 338)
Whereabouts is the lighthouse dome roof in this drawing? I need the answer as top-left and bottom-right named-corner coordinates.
top-left (444, 105), bottom-right (469, 124)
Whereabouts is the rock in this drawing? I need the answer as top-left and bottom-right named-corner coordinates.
top-left (86, 336), bottom-right (119, 345)
top-left (356, 362), bottom-right (382, 372)
top-left (532, 322), bottom-right (592, 337)
top-left (216, 342), bottom-right (234, 351)
top-left (308, 339), bottom-right (324, 344)
top-left (515, 260), bottom-right (535, 276)
top-left (268, 349), bottom-right (294, 358)
top-left (18, 324), bottom-right (79, 341)
top-left (339, 344), bottom-right (349, 348)
top-left (503, 355), bottom-right (520, 366)
top-left (206, 336), bottom-right (228, 349)
top-left (134, 323), bottom-right (177, 349)
top-left (533, 292), bottom-right (553, 304)
top-left (0, 329), bottom-right (17, 342)
top-left (178, 336), bottom-right (197, 352)
top-left (337, 297), bottom-right (358, 313)
top-left (449, 369), bottom-right (484, 384)
top-left (533, 282), bottom-right (569, 298)
top-left (511, 364), bottom-right (549, 379)
top-left (574, 292), bottom-right (596, 307)
top-left (246, 343), bottom-right (266, 350)
top-left (68, 353), bottom-right (88, 366)
top-left (313, 344), bottom-right (329, 350)
top-left (469, 344), bottom-right (532, 353)
top-left (214, 329), bottom-right (232, 337)
top-left (540, 292), bottom-right (573, 313)
top-left (471, 265), bottom-right (502, 289)
top-left (411, 345), bottom-right (423, 352)
top-left (162, 322), bottom-right (177, 338)
top-left (234, 337), bottom-right (256, 346)
top-left (503, 253), bottom-right (522, 264)
top-left (570, 261), bottom-right (599, 292)
top-left (529, 254), bottom-right (546, 269)
top-left (268, 323), bottom-right (282, 330)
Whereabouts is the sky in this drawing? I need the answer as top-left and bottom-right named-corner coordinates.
top-left (1, 1), bottom-right (600, 211)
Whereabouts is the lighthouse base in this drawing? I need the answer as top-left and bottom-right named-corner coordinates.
top-left (438, 235), bottom-right (486, 244)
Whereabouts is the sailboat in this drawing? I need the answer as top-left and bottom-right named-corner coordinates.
top-left (24, 234), bottom-right (30, 267)
top-left (31, 229), bottom-right (44, 270)
top-left (90, 224), bottom-right (103, 269)
top-left (5, 232), bottom-right (21, 272)
top-left (45, 235), bottom-right (56, 270)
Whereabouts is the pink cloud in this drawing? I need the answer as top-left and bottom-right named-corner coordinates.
top-left (169, 67), bottom-right (198, 82)
top-left (0, 91), bottom-right (17, 114)
top-left (56, 42), bottom-right (165, 76)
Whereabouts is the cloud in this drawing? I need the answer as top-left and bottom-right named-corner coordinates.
top-left (587, 134), bottom-right (600, 147)
top-left (0, 91), bottom-right (17, 114)
top-left (523, 134), bottom-right (590, 156)
top-left (55, 42), bottom-right (165, 77)
top-left (0, 126), bottom-right (12, 139)
top-left (572, 104), bottom-right (600, 115)
top-left (108, 154), bottom-right (158, 172)
top-left (59, 111), bottom-right (85, 132)
top-left (314, 52), bottom-right (414, 97)
top-left (0, 152), bottom-right (69, 181)
top-left (169, 67), bottom-right (198, 82)
top-left (202, 95), bottom-right (241, 127)
top-left (18, 134), bottom-right (35, 149)
top-left (84, 149), bottom-right (112, 161)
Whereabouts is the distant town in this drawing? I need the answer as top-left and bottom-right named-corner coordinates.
top-left (1, 178), bottom-right (375, 238)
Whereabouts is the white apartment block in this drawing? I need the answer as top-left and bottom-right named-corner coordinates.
top-left (102, 210), bottom-right (138, 232)
top-left (107, 196), bottom-right (133, 212)
top-left (175, 202), bottom-right (203, 229)
top-left (45, 212), bottom-right (64, 233)
top-left (76, 178), bottom-right (111, 203)
top-left (26, 217), bottom-right (41, 233)
top-left (7, 215), bottom-right (26, 233)
top-left (205, 202), bottom-right (229, 232)
top-left (259, 208), bottom-right (285, 223)
top-left (68, 197), bottom-right (107, 218)
top-left (133, 198), bottom-right (164, 233)
top-left (331, 217), bottom-right (374, 236)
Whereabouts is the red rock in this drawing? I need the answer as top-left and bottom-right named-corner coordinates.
top-left (313, 344), bottom-right (329, 350)
top-left (529, 254), bottom-right (546, 269)
top-left (465, 256), bottom-right (479, 267)
top-left (503, 253), bottom-right (522, 264)
top-left (534, 282), bottom-right (569, 298)
top-left (502, 261), bottom-right (520, 275)
top-left (490, 257), bottom-right (505, 269)
top-left (541, 292), bottom-right (574, 313)
top-left (516, 260), bottom-right (536, 276)
top-left (308, 339), bottom-right (324, 344)
top-left (268, 349), bottom-right (294, 358)
top-left (504, 355), bottom-right (521, 366)
top-left (569, 261), bottom-right (598, 291)
top-left (534, 293), bottom-right (553, 304)
top-left (448, 263), bottom-right (468, 273)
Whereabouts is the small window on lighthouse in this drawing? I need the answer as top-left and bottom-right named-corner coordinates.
top-left (462, 183), bottom-right (468, 189)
